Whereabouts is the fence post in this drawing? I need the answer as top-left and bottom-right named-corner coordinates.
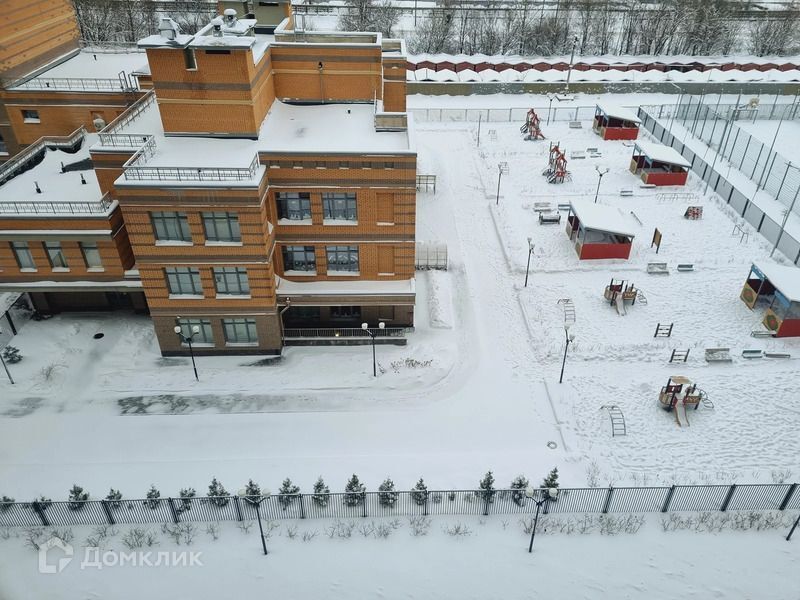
top-left (298, 493), bottom-right (306, 519)
top-left (233, 495), bottom-right (243, 522)
top-left (32, 502), bottom-right (50, 527)
top-left (167, 498), bottom-right (180, 524)
top-left (661, 485), bottom-right (676, 513)
top-left (483, 494), bottom-right (490, 516)
top-left (362, 493), bottom-right (367, 518)
top-left (779, 483), bottom-right (797, 511)
top-left (100, 500), bottom-right (115, 525)
top-left (601, 487), bottom-right (614, 514)
top-left (720, 484), bottom-right (737, 512)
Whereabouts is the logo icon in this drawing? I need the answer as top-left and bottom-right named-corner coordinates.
top-left (38, 537), bottom-right (73, 574)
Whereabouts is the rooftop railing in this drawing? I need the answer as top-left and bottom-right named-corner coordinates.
top-left (0, 127), bottom-right (86, 185)
top-left (5, 76), bottom-right (136, 92)
top-left (101, 90), bottom-right (156, 136)
top-left (0, 198), bottom-right (114, 216)
top-left (122, 151), bottom-right (261, 182)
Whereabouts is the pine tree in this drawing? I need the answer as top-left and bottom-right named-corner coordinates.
top-left (478, 471), bottom-right (495, 503)
top-left (542, 467), bottom-right (560, 499)
top-left (0, 495), bottom-right (15, 512)
top-left (510, 474), bottom-right (529, 507)
top-left (144, 485), bottom-right (161, 509)
top-left (243, 479), bottom-right (262, 505)
top-left (105, 488), bottom-right (122, 509)
top-left (312, 476), bottom-right (330, 508)
top-left (207, 477), bottom-right (230, 507)
top-left (178, 487), bottom-right (196, 512)
top-left (1, 346), bottom-right (22, 363)
top-left (32, 495), bottom-right (52, 511)
top-left (343, 474), bottom-right (366, 507)
top-left (378, 477), bottom-right (398, 508)
top-left (278, 478), bottom-right (300, 510)
top-left (411, 477), bottom-right (428, 506)
top-left (67, 485), bottom-right (89, 510)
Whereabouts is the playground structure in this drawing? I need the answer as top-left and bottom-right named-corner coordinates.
top-left (520, 108), bottom-right (545, 141)
top-left (740, 262), bottom-right (800, 337)
top-left (658, 376), bottom-right (706, 427)
top-left (566, 199), bottom-right (637, 260)
top-left (593, 102), bottom-right (641, 141)
top-left (603, 278), bottom-right (639, 315)
top-left (629, 141), bottom-right (690, 186)
top-left (542, 142), bottom-right (569, 183)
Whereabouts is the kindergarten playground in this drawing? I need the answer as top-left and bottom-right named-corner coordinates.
top-left (414, 97), bottom-right (800, 481)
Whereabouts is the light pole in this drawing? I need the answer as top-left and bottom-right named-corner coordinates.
top-left (361, 321), bottom-right (385, 377)
top-left (0, 329), bottom-right (14, 385)
top-left (565, 35), bottom-right (579, 94)
top-left (173, 322), bottom-right (200, 381)
top-left (496, 162), bottom-right (509, 205)
top-left (524, 237), bottom-right (535, 287)
top-left (240, 487), bottom-right (270, 555)
top-left (558, 323), bottom-right (575, 384)
top-left (593, 166), bottom-right (609, 204)
top-left (525, 486), bottom-right (559, 552)
top-left (547, 93), bottom-right (555, 125)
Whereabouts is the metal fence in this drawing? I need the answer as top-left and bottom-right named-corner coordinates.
top-left (415, 241), bottom-right (448, 270)
top-left (0, 199), bottom-right (114, 216)
top-left (1, 484), bottom-right (797, 528)
top-left (282, 327), bottom-right (406, 339)
top-left (639, 106), bottom-right (800, 265)
top-left (410, 105), bottom-right (598, 124)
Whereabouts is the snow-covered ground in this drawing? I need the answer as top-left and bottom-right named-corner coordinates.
top-left (735, 119), bottom-right (800, 165)
top-left (0, 514), bottom-right (797, 599)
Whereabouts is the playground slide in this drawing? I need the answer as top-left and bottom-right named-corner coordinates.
top-left (614, 292), bottom-right (627, 316)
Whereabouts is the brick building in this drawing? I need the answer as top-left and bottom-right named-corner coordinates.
top-left (0, 8), bottom-right (416, 356)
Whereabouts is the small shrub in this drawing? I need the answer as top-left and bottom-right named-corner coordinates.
top-left (444, 522), bottom-right (471, 537)
top-left (411, 478), bottom-right (428, 506)
top-left (207, 477), bottom-right (229, 508)
top-left (343, 474), bottom-right (366, 507)
top-left (312, 476), bottom-right (330, 508)
top-left (39, 363), bottom-right (63, 382)
top-left (1, 346), bottom-right (22, 364)
top-left (122, 527), bottom-right (158, 549)
top-left (243, 479), bottom-right (262, 505)
top-left (237, 521), bottom-right (254, 534)
top-left (177, 487), bottom-right (196, 512)
top-left (32, 496), bottom-right (52, 511)
top-left (510, 475), bottom-right (529, 507)
top-left (478, 471), bottom-right (495, 503)
top-left (144, 485), bottom-right (161, 510)
top-left (105, 488), bottom-right (122, 509)
top-left (278, 478), bottom-right (300, 510)
top-left (302, 530), bottom-right (318, 542)
top-left (66, 485), bottom-right (89, 510)
top-left (409, 516), bottom-right (431, 536)
top-left (0, 496), bottom-right (15, 512)
top-left (205, 522), bottom-right (220, 541)
top-left (378, 477), bottom-right (398, 508)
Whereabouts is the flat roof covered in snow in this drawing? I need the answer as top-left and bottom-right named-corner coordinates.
top-left (7, 50), bottom-right (148, 89)
top-left (753, 262), bottom-right (800, 303)
top-left (633, 140), bottom-right (692, 168)
top-left (596, 102), bottom-right (641, 124)
top-left (276, 277), bottom-right (415, 296)
top-left (570, 198), bottom-right (638, 238)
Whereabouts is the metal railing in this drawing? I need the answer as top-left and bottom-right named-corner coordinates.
top-left (0, 199), bottom-right (114, 216)
top-left (410, 106), bottom-right (599, 124)
top-left (0, 127), bottom-right (86, 185)
top-left (96, 133), bottom-right (152, 149)
top-left (1, 483), bottom-right (797, 527)
top-left (5, 76), bottom-right (135, 92)
top-left (122, 152), bottom-right (261, 182)
top-left (415, 241), bottom-right (448, 270)
top-left (99, 90), bottom-right (156, 139)
top-left (282, 327), bottom-right (406, 339)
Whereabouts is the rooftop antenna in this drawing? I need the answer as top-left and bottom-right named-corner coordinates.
top-left (34, 181), bottom-right (41, 194)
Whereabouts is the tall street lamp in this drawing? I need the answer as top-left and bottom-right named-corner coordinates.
top-left (594, 166), bottom-right (609, 204)
top-left (361, 321), bottom-right (385, 377)
top-left (174, 322), bottom-right (200, 381)
top-left (525, 486), bottom-right (559, 552)
top-left (558, 323), bottom-right (575, 384)
top-left (240, 487), bottom-right (270, 555)
top-left (525, 237), bottom-right (535, 287)
top-left (0, 328), bottom-right (15, 385)
top-left (496, 162), bottom-right (509, 205)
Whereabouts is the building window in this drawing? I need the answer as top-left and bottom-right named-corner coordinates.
top-left (80, 242), bottom-right (102, 268)
top-left (202, 212), bottom-right (241, 242)
top-left (183, 48), bottom-right (197, 70)
top-left (165, 267), bottom-right (203, 295)
top-left (152, 212), bottom-right (192, 242)
top-left (322, 193), bottom-right (357, 221)
top-left (222, 318), bottom-right (258, 344)
top-left (282, 245), bottom-right (316, 272)
top-left (10, 242), bottom-right (34, 269)
top-left (326, 245), bottom-right (359, 272)
top-left (276, 192), bottom-right (311, 220)
top-left (22, 110), bottom-right (40, 123)
top-left (330, 306), bottom-right (361, 320)
top-left (0, 133), bottom-right (7, 155)
top-left (213, 267), bottom-right (250, 295)
top-left (285, 306), bottom-right (321, 326)
top-left (176, 318), bottom-right (214, 344)
top-left (43, 242), bottom-right (68, 268)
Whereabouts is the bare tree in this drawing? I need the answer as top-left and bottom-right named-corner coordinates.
top-left (749, 4), bottom-right (800, 56)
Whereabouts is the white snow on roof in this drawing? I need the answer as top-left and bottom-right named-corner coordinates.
top-left (753, 262), bottom-right (800, 303)
top-left (0, 137), bottom-right (103, 204)
top-left (407, 53), bottom-right (800, 66)
top-left (276, 277), bottom-right (415, 296)
top-left (19, 50), bottom-right (147, 82)
top-left (596, 101), bottom-right (641, 124)
top-left (633, 140), bottom-right (691, 168)
top-left (569, 198), bottom-right (638, 238)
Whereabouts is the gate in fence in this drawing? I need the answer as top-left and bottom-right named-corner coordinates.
top-left (415, 242), bottom-right (448, 270)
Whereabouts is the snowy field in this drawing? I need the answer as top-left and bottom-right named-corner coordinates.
top-left (2, 91), bottom-right (800, 597)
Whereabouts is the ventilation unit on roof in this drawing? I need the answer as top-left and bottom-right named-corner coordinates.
top-left (158, 17), bottom-right (181, 41)
top-left (224, 8), bottom-right (237, 27)
top-left (212, 20), bottom-right (223, 37)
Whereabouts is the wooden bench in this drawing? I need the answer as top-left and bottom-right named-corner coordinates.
top-left (705, 348), bottom-right (733, 362)
top-left (677, 264), bottom-right (694, 272)
top-left (647, 262), bottom-right (669, 275)
top-left (539, 212), bottom-right (562, 225)
top-left (586, 147), bottom-right (598, 153)
top-left (557, 203), bottom-right (571, 211)
top-left (751, 330), bottom-right (775, 338)
top-left (569, 121), bottom-right (582, 129)
top-left (533, 202), bottom-right (554, 212)
top-left (764, 352), bottom-right (791, 359)
top-left (570, 150), bottom-right (586, 159)
top-left (640, 183), bottom-right (657, 189)
top-left (620, 188), bottom-right (634, 197)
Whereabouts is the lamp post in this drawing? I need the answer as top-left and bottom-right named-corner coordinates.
top-left (547, 93), bottom-right (555, 125)
top-left (0, 329), bottom-right (14, 385)
top-left (524, 237), bottom-right (535, 287)
top-left (361, 321), bottom-right (385, 377)
top-left (525, 486), bottom-right (559, 552)
top-left (558, 323), bottom-right (575, 384)
top-left (593, 166), bottom-right (609, 204)
top-left (173, 322), bottom-right (200, 381)
top-left (240, 488), bottom-right (270, 555)
top-left (496, 162), bottom-right (509, 205)
top-left (565, 35), bottom-right (579, 94)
